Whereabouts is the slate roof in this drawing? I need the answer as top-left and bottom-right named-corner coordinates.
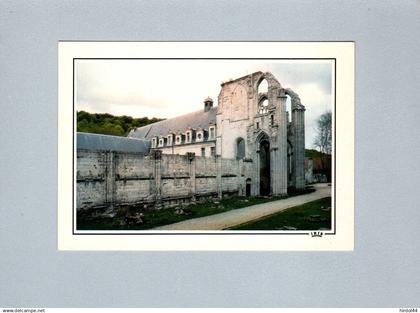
top-left (127, 106), bottom-right (217, 139)
top-left (77, 132), bottom-right (150, 153)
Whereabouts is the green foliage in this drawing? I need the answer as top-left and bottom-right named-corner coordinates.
top-left (77, 188), bottom-right (316, 231)
top-left (305, 149), bottom-right (330, 158)
top-left (76, 111), bottom-right (164, 136)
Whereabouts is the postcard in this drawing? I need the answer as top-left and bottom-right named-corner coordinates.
top-left (58, 42), bottom-right (354, 250)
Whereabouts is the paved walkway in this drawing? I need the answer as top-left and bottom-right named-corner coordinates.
top-left (154, 184), bottom-right (331, 230)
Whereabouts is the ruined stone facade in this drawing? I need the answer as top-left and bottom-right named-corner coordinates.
top-left (129, 71), bottom-right (306, 196)
top-left (77, 71), bottom-right (305, 210)
top-left (215, 71), bottom-right (306, 195)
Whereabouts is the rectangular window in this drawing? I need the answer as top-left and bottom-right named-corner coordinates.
top-left (210, 146), bottom-right (215, 157)
top-left (270, 115), bottom-right (274, 125)
top-left (256, 122), bottom-right (260, 129)
top-left (186, 132), bottom-right (191, 143)
top-left (201, 147), bottom-right (205, 157)
top-left (209, 127), bottom-right (215, 139)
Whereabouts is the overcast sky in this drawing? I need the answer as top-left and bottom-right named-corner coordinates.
top-left (76, 60), bottom-right (333, 149)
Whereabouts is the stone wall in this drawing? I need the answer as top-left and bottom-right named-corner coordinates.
top-left (76, 149), bottom-right (250, 211)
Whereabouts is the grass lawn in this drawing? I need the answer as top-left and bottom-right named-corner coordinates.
top-left (77, 187), bottom-right (316, 231)
top-left (229, 197), bottom-right (332, 231)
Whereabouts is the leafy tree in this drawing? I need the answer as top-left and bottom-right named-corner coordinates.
top-left (76, 111), bottom-right (164, 136)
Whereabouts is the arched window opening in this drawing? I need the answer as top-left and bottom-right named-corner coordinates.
top-left (257, 78), bottom-right (268, 94)
top-left (259, 98), bottom-right (269, 114)
top-left (236, 138), bottom-right (245, 160)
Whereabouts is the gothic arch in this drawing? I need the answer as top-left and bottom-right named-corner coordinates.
top-left (283, 88), bottom-right (305, 111)
top-left (257, 78), bottom-right (268, 94)
top-left (230, 83), bottom-right (248, 120)
top-left (254, 72), bottom-right (282, 91)
top-left (256, 130), bottom-right (270, 144)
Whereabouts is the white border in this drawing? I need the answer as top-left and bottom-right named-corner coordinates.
top-left (58, 42), bottom-right (354, 250)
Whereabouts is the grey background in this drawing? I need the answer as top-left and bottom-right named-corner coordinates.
top-left (1, 0), bottom-right (419, 308)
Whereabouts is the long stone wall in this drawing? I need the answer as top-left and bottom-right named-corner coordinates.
top-left (76, 149), bottom-right (249, 211)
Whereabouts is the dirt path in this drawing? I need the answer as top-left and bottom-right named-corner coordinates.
top-left (154, 184), bottom-right (331, 230)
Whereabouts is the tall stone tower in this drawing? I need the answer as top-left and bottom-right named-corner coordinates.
top-left (216, 71), bottom-right (305, 196)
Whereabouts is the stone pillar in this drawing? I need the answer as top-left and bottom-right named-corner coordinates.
top-left (187, 152), bottom-right (196, 202)
top-left (152, 150), bottom-right (162, 209)
top-left (270, 147), bottom-right (279, 195)
top-left (105, 151), bottom-right (116, 210)
top-left (285, 88), bottom-right (306, 190)
top-left (276, 92), bottom-right (288, 195)
top-left (216, 155), bottom-right (222, 199)
top-left (292, 108), bottom-right (306, 190)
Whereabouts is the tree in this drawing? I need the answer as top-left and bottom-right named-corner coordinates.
top-left (313, 111), bottom-right (332, 182)
top-left (76, 111), bottom-right (165, 136)
top-left (313, 111), bottom-right (332, 155)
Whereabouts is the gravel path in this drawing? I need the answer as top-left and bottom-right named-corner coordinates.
top-left (154, 184), bottom-right (331, 230)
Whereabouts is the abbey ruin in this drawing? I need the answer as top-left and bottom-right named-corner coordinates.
top-left (76, 71), bottom-right (305, 211)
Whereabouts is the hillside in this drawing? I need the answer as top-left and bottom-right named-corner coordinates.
top-left (77, 111), bottom-right (164, 137)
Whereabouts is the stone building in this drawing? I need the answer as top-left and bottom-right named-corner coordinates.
top-left (128, 71), bottom-right (306, 196)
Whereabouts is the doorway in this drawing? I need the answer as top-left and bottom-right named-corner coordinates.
top-left (245, 178), bottom-right (252, 197)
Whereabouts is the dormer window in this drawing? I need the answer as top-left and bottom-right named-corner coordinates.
top-left (209, 126), bottom-right (216, 140)
top-left (196, 129), bottom-right (204, 142)
top-left (175, 134), bottom-right (182, 145)
top-left (158, 137), bottom-right (164, 147)
top-left (185, 130), bottom-right (192, 143)
top-left (167, 134), bottom-right (173, 146)
top-left (152, 137), bottom-right (157, 148)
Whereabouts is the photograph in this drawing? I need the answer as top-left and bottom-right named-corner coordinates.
top-left (74, 58), bottom-right (334, 233)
